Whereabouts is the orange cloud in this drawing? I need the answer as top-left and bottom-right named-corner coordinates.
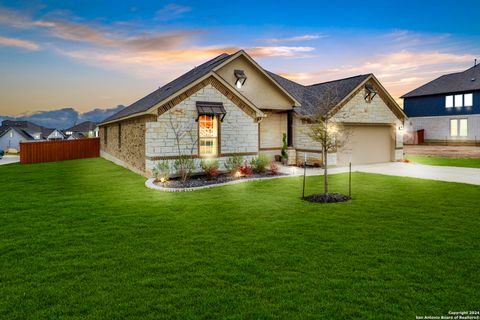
top-left (0, 35), bottom-right (38, 50)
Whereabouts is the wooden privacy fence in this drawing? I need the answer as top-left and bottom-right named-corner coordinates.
top-left (20, 138), bottom-right (100, 164)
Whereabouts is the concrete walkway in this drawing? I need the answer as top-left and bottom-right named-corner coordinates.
top-left (0, 155), bottom-right (20, 166)
top-left (279, 162), bottom-right (480, 186)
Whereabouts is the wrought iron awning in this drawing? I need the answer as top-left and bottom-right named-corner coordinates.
top-left (196, 101), bottom-right (227, 121)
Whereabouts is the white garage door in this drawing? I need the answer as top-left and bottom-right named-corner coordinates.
top-left (337, 125), bottom-right (394, 166)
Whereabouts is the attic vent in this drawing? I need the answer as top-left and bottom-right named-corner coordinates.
top-left (364, 83), bottom-right (377, 102)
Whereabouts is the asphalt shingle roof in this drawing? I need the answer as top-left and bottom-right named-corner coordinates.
top-left (101, 53), bottom-right (232, 124)
top-left (402, 64), bottom-right (480, 98)
top-left (102, 51), bottom-right (372, 123)
top-left (66, 121), bottom-right (98, 132)
top-left (269, 72), bottom-right (371, 116)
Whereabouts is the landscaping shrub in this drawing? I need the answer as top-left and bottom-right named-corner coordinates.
top-left (173, 155), bottom-right (197, 183)
top-left (200, 159), bottom-right (220, 179)
top-left (151, 161), bottom-right (170, 182)
top-left (250, 154), bottom-right (269, 173)
top-left (281, 133), bottom-right (288, 163)
top-left (240, 161), bottom-right (253, 177)
top-left (269, 161), bottom-right (279, 175)
top-left (224, 154), bottom-right (244, 174)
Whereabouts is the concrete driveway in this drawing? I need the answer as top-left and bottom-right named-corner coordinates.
top-left (0, 155), bottom-right (20, 166)
top-left (280, 162), bottom-right (480, 186)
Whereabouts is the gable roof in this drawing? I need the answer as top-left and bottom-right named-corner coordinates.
top-left (66, 121), bottom-right (98, 132)
top-left (402, 64), bottom-right (480, 98)
top-left (101, 53), bottom-right (232, 124)
top-left (100, 50), bottom-right (403, 124)
top-left (268, 72), bottom-right (371, 117)
top-left (0, 127), bottom-right (35, 140)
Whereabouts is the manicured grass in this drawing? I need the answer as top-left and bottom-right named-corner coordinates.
top-left (407, 155), bottom-right (480, 168)
top-left (1, 158), bottom-right (479, 319)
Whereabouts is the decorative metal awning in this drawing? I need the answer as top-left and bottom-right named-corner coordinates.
top-left (196, 101), bottom-right (227, 121)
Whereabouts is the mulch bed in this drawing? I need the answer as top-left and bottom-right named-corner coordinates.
top-left (154, 172), bottom-right (286, 189)
top-left (303, 193), bottom-right (351, 203)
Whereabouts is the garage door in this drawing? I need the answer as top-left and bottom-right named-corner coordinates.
top-left (336, 125), bottom-right (394, 166)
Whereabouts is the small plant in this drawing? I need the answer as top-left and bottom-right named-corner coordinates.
top-left (173, 155), bottom-right (197, 183)
top-left (225, 154), bottom-right (244, 175)
top-left (281, 133), bottom-right (288, 164)
top-left (269, 161), bottom-right (279, 175)
top-left (239, 161), bottom-right (253, 177)
top-left (200, 159), bottom-right (220, 179)
top-left (152, 161), bottom-right (170, 182)
top-left (250, 154), bottom-right (269, 173)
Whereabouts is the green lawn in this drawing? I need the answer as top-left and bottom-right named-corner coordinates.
top-left (407, 155), bottom-right (480, 168)
top-left (1, 158), bottom-right (479, 319)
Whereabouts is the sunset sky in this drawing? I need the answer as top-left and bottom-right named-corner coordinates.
top-left (1, 0), bottom-right (480, 117)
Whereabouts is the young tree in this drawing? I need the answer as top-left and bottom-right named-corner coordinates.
top-left (167, 111), bottom-right (198, 183)
top-left (306, 88), bottom-right (352, 195)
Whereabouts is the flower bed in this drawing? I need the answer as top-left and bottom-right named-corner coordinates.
top-left (153, 171), bottom-right (286, 189)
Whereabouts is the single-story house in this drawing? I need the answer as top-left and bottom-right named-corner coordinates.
top-left (402, 62), bottom-right (479, 145)
top-left (0, 120), bottom-right (65, 151)
top-left (64, 121), bottom-right (99, 140)
top-left (99, 50), bottom-right (406, 177)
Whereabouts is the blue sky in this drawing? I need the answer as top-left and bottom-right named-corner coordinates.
top-left (1, 0), bottom-right (479, 117)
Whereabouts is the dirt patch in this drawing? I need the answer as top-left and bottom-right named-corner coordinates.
top-left (404, 145), bottom-right (480, 158)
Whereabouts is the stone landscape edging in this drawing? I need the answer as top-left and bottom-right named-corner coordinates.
top-left (144, 174), bottom-right (291, 192)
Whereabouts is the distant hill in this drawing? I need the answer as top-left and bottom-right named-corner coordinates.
top-left (0, 105), bottom-right (125, 129)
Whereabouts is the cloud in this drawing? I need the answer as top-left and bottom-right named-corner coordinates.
top-left (155, 4), bottom-right (191, 20)
top-left (247, 46), bottom-right (315, 57)
top-left (0, 105), bottom-right (125, 129)
top-left (272, 49), bottom-right (476, 104)
top-left (0, 35), bottom-right (39, 50)
top-left (265, 34), bottom-right (325, 44)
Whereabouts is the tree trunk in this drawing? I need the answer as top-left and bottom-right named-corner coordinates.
top-left (324, 145), bottom-right (328, 196)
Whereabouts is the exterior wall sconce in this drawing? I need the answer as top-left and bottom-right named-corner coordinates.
top-left (398, 125), bottom-right (404, 131)
top-left (364, 83), bottom-right (377, 102)
top-left (234, 69), bottom-right (247, 89)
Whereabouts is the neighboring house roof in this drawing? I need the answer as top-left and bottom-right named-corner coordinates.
top-left (402, 64), bottom-right (480, 98)
top-left (101, 50), bottom-right (403, 124)
top-left (68, 132), bottom-right (85, 139)
top-left (0, 127), bottom-right (35, 140)
top-left (102, 53), bottom-right (232, 124)
top-left (66, 121), bottom-right (98, 132)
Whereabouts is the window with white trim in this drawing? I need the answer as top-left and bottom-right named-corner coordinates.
top-left (454, 94), bottom-right (463, 107)
top-left (464, 93), bottom-right (473, 107)
top-left (450, 119), bottom-right (468, 137)
top-left (199, 115), bottom-right (218, 156)
top-left (445, 95), bottom-right (453, 108)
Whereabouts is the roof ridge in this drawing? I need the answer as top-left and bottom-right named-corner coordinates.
top-left (307, 74), bottom-right (371, 87)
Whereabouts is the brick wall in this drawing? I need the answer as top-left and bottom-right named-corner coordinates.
top-left (100, 115), bottom-right (156, 174)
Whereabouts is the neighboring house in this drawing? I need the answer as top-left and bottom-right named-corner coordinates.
top-left (99, 50), bottom-right (406, 176)
top-left (402, 62), bottom-right (480, 145)
top-left (0, 120), bottom-right (65, 150)
top-left (64, 121), bottom-right (99, 139)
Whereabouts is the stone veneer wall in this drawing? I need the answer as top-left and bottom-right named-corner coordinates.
top-left (100, 115), bottom-right (156, 175)
top-left (145, 84), bottom-right (259, 176)
top-left (292, 88), bottom-right (404, 165)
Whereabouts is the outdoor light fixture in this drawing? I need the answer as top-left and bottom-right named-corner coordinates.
top-left (398, 125), bottom-right (404, 131)
top-left (364, 83), bottom-right (377, 102)
top-left (234, 69), bottom-right (247, 89)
